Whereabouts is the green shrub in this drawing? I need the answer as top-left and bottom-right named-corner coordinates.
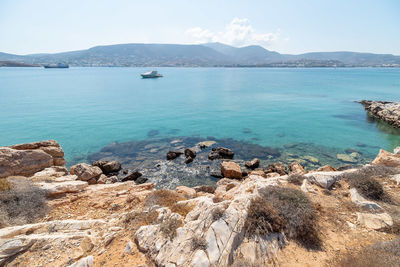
top-left (245, 187), bottom-right (322, 250)
top-left (0, 178), bottom-right (48, 228)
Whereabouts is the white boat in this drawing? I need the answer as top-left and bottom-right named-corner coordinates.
top-left (141, 70), bottom-right (163, 78)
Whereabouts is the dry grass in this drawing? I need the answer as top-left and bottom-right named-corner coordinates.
top-left (212, 206), bottom-right (226, 221)
top-left (0, 179), bottom-right (11, 191)
top-left (343, 165), bottom-right (400, 203)
top-left (123, 210), bottom-right (158, 232)
top-left (244, 197), bottom-right (285, 237)
top-left (287, 173), bottom-right (306, 185)
top-left (191, 236), bottom-right (208, 251)
top-left (335, 238), bottom-right (400, 267)
top-left (160, 217), bottom-right (182, 240)
top-left (0, 178), bottom-right (48, 228)
top-left (170, 202), bottom-right (195, 218)
top-left (144, 189), bottom-right (186, 209)
top-left (245, 187), bottom-right (322, 250)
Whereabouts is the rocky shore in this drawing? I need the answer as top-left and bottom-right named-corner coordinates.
top-left (1, 140), bottom-right (400, 266)
top-left (360, 100), bottom-right (400, 128)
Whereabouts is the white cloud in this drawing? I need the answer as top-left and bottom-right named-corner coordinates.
top-left (186, 18), bottom-right (281, 47)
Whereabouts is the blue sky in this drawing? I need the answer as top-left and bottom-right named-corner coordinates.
top-left (0, 0), bottom-right (399, 55)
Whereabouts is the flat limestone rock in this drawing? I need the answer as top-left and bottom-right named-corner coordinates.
top-left (305, 171), bottom-right (345, 189)
top-left (357, 212), bottom-right (393, 230)
top-left (35, 180), bottom-right (88, 196)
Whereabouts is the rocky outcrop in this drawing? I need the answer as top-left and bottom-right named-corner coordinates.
top-left (208, 147), bottom-right (234, 160)
top-left (70, 163), bottom-right (103, 182)
top-left (356, 212), bottom-right (393, 230)
top-left (135, 175), bottom-right (287, 267)
top-left (0, 147), bottom-right (53, 178)
top-left (221, 161), bottom-right (242, 179)
top-left (0, 219), bottom-right (104, 266)
top-left (289, 162), bottom-right (306, 174)
top-left (0, 140), bottom-right (67, 178)
top-left (372, 149), bottom-right (400, 167)
top-left (360, 100), bottom-right (400, 128)
top-left (305, 171), bottom-right (345, 189)
top-left (10, 140), bottom-right (66, 166)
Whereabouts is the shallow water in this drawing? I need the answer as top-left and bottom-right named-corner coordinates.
top-left (1, 67), bottom-right (400, 167)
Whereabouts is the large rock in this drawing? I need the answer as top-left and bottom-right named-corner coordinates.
top-left (372, 149), bottom-right (400, 167)
top-left (265, 163), bottom-right (287, 175)
top-left (221, 161), bottom-right (242, 180)
top-left (93, 160), bottom-right (121, 174)
top-left (0, 147), bottom-right (53, 178)
top-left (245, 158), bottom-right (260, 169)
top-left (208, 147), bottom-right (234, 160)
top-left (289, 162), bottom-right (306, 174)
top-left (350, 188), bottom-right (382, 211)
top-left (166, 151), bottom-right (183, 160)
top-left (70, 163), bottom-right (102, 181)
top-left (305, 171), bottom-right (345, 189)
top-left (357, 212), bottom-right (393, 230)
top-left (35, 180), bottom-right (88, 197)
top-left (121, 171), bottom-right (142, 182)
top-left (10, 140), bottom-right (66, 166)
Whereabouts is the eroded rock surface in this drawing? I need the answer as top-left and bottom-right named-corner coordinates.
top-left (360, 100), bottom-right (400, 128)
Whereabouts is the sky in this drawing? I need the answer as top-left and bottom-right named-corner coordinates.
top-left (0, 0), bottom-right (399, 55)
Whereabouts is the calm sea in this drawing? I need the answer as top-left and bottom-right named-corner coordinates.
top-left (1, 67), bottom-right (400, 165)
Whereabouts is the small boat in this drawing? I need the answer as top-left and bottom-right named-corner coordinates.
top-left (43, 63), bottom-right (69, 69)
top-left (141, 70), bottom-right (163, 78)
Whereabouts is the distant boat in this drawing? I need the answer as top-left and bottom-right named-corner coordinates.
top-left (141, 70), bottom-right (163, 78)
top-left (43, 63), bottom-right (69, 69)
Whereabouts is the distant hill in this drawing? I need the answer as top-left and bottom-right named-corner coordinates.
top-left (0, 42), bottom-right (399, 67)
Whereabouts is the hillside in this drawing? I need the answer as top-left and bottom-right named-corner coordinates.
top-left (1, 42), bottom-right (400, 67)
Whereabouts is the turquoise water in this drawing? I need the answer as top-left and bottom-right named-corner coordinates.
top-left (1, 67), bottom-right (400, 164)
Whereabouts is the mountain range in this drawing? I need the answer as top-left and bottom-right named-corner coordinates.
top-left (1, 42), bottom-right (399, 67)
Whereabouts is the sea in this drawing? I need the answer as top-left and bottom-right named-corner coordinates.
top-left (1, 67), bottom-right (400, 182)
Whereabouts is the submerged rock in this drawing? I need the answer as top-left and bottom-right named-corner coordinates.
top-left (337, 153), bottom-right (357, 163)
top-left (208, 147), bottom-right (234, 160)
top-left (184, 148), bottom-right (197, 159)
top-left (166, 151), bottom-right (183, 160)
top-left (197, 141), bottom-right (216, 149)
